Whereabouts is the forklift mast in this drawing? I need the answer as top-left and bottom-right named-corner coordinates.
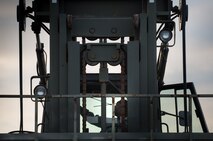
top-left (0, 0), bottom-right (212, 141)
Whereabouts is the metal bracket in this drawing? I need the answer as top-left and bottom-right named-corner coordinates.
top-left (85, 43), bottom-right (122, 66)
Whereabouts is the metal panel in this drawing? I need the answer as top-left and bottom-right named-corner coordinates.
top-left (86, 43), bottom-right (120, 62)
top-left (147, 0), bottom-right (158, 94)
top-left (71, 18), bottom-right (135, 38)
top-left (59, 14), bottom-right (68, 132)
top-left (44, 1), bottom-right (60, 132)
top-left (147, 1), bottom-right (161, 132)
top-left (68, 41), bottom-right (81, 132)
top-left (139, 13), bottom-right (148, 94)
top-left (139, 13), bottom-right (150, 132)
top-left (127, 41), bottom-right (140, 132)
top-left (138, 3), bottom-right (161, 132)
top-left (62, 0), bottom-right (142, 17)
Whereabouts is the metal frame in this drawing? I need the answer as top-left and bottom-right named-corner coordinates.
top-left (160, 82), bottom-right (209, 133)
top-left (44, 0), bottom-right (162, 134)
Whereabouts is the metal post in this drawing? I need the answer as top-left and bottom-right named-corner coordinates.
top-left (101, 83), bottom-right (106, 132)
top-left (46, 1), bottom-right (60, 132)
top-left (189, 96), bottom-right (192, 133)
top-left (82, 59), bottom-right (87, 132)
top-left (150, 97), bottom-right (154, 141)
top-left (68, 41), bottom-right (80, 132)
top-left (147, 1), bottom-right (161, 132)
top-left (175, 92), bottom-right (180, 133)
top-left (120, 54), bottom-right (126, 132)
top-left (73, 98), bottom-right (78, 141)
top-left (19, 20), bottom-right (24, 132)
top-left (35, 96), bottom-right (38, 133)
top-left (112, 97), bottom-right (115, 141)
top-left (127, 41), bottom-right (140, 131)
top-left (59, 14), bottom-right (68, 132)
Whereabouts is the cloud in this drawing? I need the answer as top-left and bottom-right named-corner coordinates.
top-left (0, 1), bottom-right (17, 17)
top-left (164, 0), bottom-right (213, 94)
top-left (188, 1), bottom-right (213, 43)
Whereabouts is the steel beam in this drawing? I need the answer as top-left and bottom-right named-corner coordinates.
top-left (59, 14), bottom-right (68, 132)
top-left (147, 0), bottom-right (161, 132)
top-left (71, 18), bottom-right (135, 38)
top-left (127, 41), bottom-right (140, 132)
top-left (44, 1), bottom-right (60, 132)
top-left (68, 41), bottom-right (81, 132)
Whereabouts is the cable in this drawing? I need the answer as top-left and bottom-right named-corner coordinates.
top-left (43, 50), bottom-right (48, 68)
top-left (27, 14), bottom-right (50, 35)
top-left (40, 100), bottom-right (49, 132)
top-left (108, 80), bottom-right (122, 94)
top-left (156, 23), bottom-right (164, 36)
top-left (171, 14), bottom-right (179, 21)
top-left (41, 24), bottom-right (50, 35)
top-left (40, 101), bottom-right (49, 120)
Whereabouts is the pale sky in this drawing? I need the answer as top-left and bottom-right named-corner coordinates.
top-left (0, 0), bottom-right (213, 133)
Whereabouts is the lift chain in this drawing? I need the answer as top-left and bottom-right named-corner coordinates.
top-left (82, 57), bottom-right (87, 132)
top-left (120, 51), bottom-right (127, 132)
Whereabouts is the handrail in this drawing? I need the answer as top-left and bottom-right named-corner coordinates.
top-left (1, 93), bottom-right (212, 136)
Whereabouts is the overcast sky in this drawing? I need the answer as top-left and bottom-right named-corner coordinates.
top-left (0, 0), bottom-right (213, 133)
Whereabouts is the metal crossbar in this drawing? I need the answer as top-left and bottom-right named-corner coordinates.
top-left (1, 94), bottom-right (213, 98)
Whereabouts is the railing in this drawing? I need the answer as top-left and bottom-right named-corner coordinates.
top-left (0, 94), bottom-right (213, 141)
